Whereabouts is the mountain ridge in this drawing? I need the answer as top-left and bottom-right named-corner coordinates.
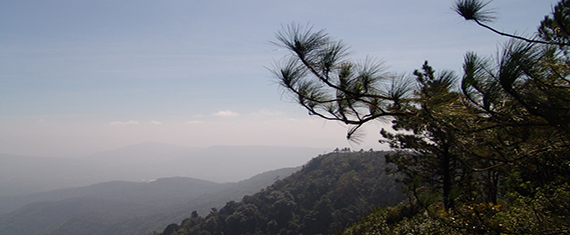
top-left (0, 167), bottom-right (301, 235)
top-left (156, 150), bottom-right (405, 235)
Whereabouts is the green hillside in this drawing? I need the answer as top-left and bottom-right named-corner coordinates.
top-left (158, 150), bottom-right (404, 235)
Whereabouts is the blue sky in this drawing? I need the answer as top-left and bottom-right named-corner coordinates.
top-left (0, 0), bottom-right (559, 157)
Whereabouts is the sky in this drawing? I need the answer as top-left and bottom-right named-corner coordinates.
top-left (0, 0), bottom-right (559, 158)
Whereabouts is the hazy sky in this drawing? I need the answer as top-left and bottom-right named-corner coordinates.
top-left (0, 0), bottom-right (559, 157)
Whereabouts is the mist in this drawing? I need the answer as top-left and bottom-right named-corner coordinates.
top-left (0, 142), bottom-right (332, 197)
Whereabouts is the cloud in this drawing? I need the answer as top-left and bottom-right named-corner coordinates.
top-left (149, 120), bottom-right (162, 125)
top-left (109, 120), bottom-right (139, 125)
top-left (213, 110), bottom-right (239, 117)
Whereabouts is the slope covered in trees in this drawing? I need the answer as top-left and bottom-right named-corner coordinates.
top-left (158, 151), bottom-right (404, 235)
top-left (271, 0), bottom-right (570, 234)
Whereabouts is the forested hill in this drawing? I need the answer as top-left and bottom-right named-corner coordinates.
top-left (158, 150), bottom-right (405, 235)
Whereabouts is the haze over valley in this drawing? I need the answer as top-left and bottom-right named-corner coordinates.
top-left (0, 142), bottom-right (328, 234)
top-left (0, 142), bottom-right (327, 197)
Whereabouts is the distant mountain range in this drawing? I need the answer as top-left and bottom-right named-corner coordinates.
top-left (0, 167), bottom-right (300, 235)
top-left (0, 143), bottom-right (328, 197)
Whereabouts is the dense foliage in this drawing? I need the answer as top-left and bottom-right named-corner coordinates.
top-left (157, 151), bottom-right (404, 235)
top-left (272, 0), bottom-right (570, 234)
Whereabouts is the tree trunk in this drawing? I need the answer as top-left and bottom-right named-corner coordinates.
top-left (442, 144), bottom-right (454, 210)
